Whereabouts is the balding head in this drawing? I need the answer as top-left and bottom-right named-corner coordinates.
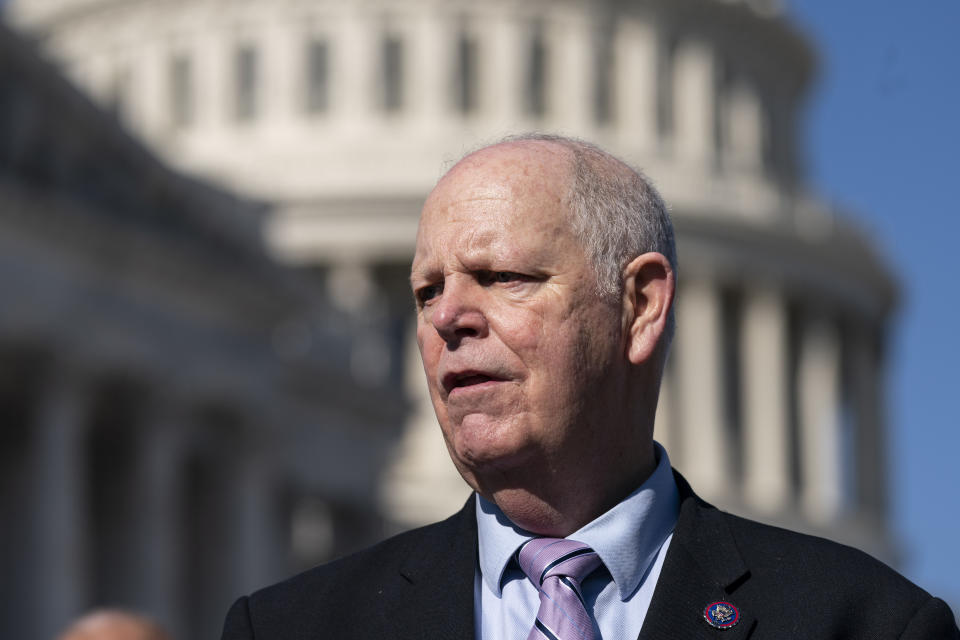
top-left (57, 610), bottom-right (172, 640)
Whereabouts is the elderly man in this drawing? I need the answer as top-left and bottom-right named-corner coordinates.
top-left (222, 135), bottom-right (959, 639)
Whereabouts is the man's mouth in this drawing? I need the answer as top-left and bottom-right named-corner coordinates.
top-left (442, 371), bottom-right (505, 394)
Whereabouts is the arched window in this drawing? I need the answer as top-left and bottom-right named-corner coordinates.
top-left (655, 33), bottom-right (678, 140)
top-left (305, 38), bottom-right (330, 114)
top-left (525, 22), bottom-right (547, 118)
top-left (169, 54), bottom-right (193, 128)
top-left (720, 287), bottom-right (744, 489)
top-left (593, 27), bottom-right (614, 125)
top-left (234, 44), bottom-right (258, 121)
top-left (713, 56), bottom-right (734, 170)
top-left (453, 30), bottom-right (478, 115)
top-left (761, 98), bottom-right (777, 176)
top-left (381, 33), bottom-right (404, 112)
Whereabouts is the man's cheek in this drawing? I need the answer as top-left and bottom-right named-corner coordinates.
top-left (496, 316), bottom-right (545, 350)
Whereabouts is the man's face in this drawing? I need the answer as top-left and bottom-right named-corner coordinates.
top-left (410, 144), bottom-right (628, 496)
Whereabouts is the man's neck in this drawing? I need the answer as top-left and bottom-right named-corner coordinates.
top-left (478, 445), bottom-right (657, 537)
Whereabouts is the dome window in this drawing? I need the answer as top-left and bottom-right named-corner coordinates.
top-left (305, 39), bottom-right (330, 114)
top-left (453, 31), bottom-right (477, 115)
top-left (380, 34), bottom-right (404, 113)
top-left (233, 44), bottom-right (259, 122)
top-left (524, 22), bottom-right (547, 118)
top-left (169, 54), bottom-right (193, 128)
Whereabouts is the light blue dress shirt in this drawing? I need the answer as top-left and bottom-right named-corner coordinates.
top-left (474, 442), bottom-right (679, 639)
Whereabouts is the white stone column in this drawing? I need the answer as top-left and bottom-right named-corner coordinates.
top-left (547, 11), bottom-right (591, 129)
top-left (798, 314), bottom-right (843, 523)
top-left (336, 8), bottom-right (375, 129)
top-left (741, 288), bottom-right (790, 513)
top-left (615, 17), bottom-right (657, 153)
top-left (196, 22), bottom-right (229, 134)
top-left (726, 80), bottom-right (764, 172)
top-left (673, 39), bottom-right (715, 166)
top-left (676, 279), bottom-right (728, 498)
top-left (30, 370), bottom-right (90, 640)
top-left (486, 10), bottom-right (523, 125)
top-left (411, 11), bottom-right (448, 127)
top-left (264, 14), bottom-right (297, 129)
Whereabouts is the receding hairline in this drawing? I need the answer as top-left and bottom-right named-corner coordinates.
top-left (428, 137), bottom-right (639, 235)
top-left (440, 136), bottom-right (639, 190)
top-left (419, 140), bottom-right (578, 239)
top-left (437, 138), bottom-right (575, 193)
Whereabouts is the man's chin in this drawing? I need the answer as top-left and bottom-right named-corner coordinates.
top-left (449, 442), bottom-right (541, 495)
top-left (455, 443), bottom-right (531, 471)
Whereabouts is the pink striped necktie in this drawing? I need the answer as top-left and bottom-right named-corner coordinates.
top-left (517, 537), bottom-right (603, 640)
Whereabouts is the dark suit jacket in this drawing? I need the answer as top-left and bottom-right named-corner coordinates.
top-left (222, 473), bottom-right (960, 639)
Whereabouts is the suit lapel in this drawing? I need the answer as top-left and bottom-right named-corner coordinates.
top-left (387, 495), bottom-right (478, 640)
top-left (380, 477), bottom-right (759, 640)
top-left (637, 472), bottom-right (756, 640)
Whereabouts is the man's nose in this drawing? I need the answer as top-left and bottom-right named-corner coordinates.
top-left (430, 280), bottom-right (487, 345)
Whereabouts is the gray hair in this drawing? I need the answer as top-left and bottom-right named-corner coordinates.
top-left (501, 133), bottom-right (678, 342)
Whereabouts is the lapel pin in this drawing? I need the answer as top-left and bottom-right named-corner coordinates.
top-left (703, 601), bottom-right (740, 630)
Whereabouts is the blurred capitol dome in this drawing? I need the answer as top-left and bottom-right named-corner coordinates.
top-left (7, 0), bottom-right (897, 610)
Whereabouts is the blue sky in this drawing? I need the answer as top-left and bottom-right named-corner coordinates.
top-left (787, 0), bottom-right (960, 608)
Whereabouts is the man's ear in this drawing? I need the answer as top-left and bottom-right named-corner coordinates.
top-left (621, 252), bottom-right (675, 365)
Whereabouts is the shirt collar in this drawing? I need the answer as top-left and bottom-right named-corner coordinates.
top-left (476, 442), bottom-right (679, 601)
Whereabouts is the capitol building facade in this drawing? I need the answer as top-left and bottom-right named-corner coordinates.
top-left (4, 0), bottom-right (897, 638)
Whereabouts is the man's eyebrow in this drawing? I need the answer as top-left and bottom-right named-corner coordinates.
top-left (409, 264), bottom-right (437, 285)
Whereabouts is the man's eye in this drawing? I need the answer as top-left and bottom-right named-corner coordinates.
top-left (416, 284), bottom-right (442, 305)
top-left (482, 271), bottom-right (522, 284)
